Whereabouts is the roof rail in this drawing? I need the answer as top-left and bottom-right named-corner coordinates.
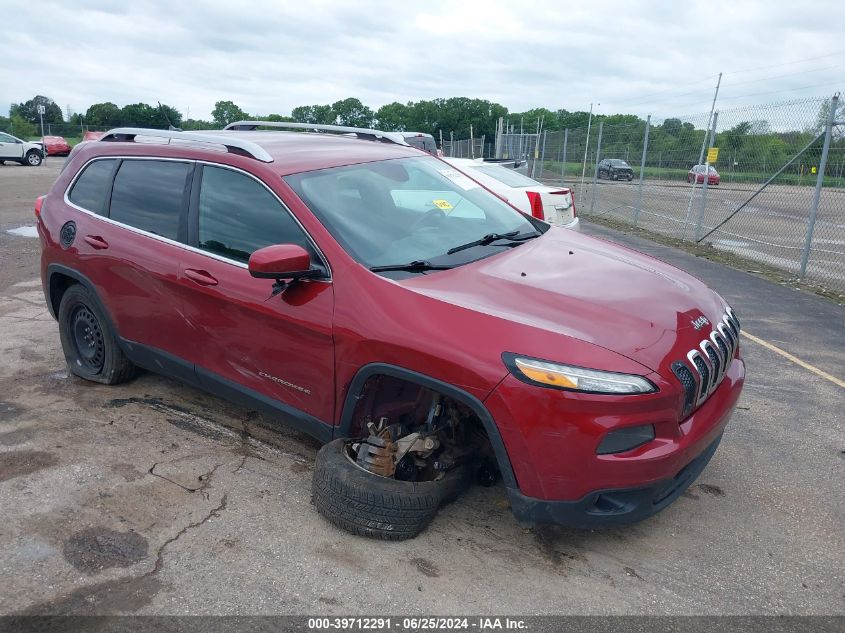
top-left (223, 121), bottom-right (409, 146)
top-left (99, 127), bottom-right (274, 163)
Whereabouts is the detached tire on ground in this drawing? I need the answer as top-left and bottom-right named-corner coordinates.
top-left (312, 438), bottom-right (472, 541)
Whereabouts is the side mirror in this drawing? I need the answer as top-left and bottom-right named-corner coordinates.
top-left (248, 244), bottom-right (315, 279)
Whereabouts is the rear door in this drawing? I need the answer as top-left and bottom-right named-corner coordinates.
top-left (0, 133), bottom-right (23, 159)
top-left (67, 157), bottom-right (198, 381)
top-left (175, 163), bottom-right (335, 426)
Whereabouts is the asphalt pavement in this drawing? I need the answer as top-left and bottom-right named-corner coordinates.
top-left (0, 162), bottom-right (842, 615)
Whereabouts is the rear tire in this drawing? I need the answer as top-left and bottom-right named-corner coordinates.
top-left (58, 284), bottom-right (136, 385)
top-left (312, 438), bottom-right (472, 541)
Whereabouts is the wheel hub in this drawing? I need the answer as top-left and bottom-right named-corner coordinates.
top-left (70, 306), bottom-right (105, 370)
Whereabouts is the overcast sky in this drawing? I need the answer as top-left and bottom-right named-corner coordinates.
top-left (4, 0), bottom-right (844, 122)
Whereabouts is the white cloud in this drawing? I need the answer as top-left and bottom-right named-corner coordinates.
top-left (3, 0), bottom-right (843, 121)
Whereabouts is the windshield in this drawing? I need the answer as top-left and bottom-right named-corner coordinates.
top-left (470, 165), bottom-right (541, 188)
top-left (285, 156), bottom-right (539, 268)
top-left (609, 160), bottom-right (629, 167)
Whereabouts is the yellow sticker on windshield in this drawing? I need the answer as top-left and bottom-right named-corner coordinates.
top-left (432, 199), bottom-right (454, 211)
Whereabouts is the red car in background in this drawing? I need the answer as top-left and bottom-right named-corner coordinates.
top-left (41, 136), bottom-right (72, 156)
top-left (688, 164), bottom-right (720, 185)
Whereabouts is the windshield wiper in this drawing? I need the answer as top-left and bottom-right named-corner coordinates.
top-left (446, 230), bottom-right (539, 255)
top-left (369, 260), bottom-right (455, 273)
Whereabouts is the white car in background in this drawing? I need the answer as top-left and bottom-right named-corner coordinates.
top-left (0, 131), bottom-right (44, 166)
top-left (443, 158), bottom-right (579, 230)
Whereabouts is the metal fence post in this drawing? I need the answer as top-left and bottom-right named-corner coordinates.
top-left (589, 122), bottom-right (604, 214)
top-left (634, 114), bottom-right (651, 227)
top-left (799, 94), bottom-right (838, 279)
top-left (561, 129), bottom-right (569, 184)
top-left (538, 130), bottom-right (548, 180)
top-left (695, 111), bottom-right (718, 241)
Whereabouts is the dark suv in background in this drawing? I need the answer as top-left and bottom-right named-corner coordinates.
top-left (598, 158), bottom-right (634, 181)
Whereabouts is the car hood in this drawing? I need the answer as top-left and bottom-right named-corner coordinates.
top-left (400, 227), bottom-right (727, 371)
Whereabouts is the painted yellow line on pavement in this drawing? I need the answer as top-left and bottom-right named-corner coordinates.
top-left (741, 331), bottom-right (845, 389)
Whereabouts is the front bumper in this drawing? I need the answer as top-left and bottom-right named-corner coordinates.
top-left (483, 345), bottom-right (744, 529)
top-left (508, 433), bottom-right (722, 527)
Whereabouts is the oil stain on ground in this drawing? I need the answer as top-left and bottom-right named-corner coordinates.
top-left (0, 427), bottom-right (34, 446)
top-left (697, 483), bottom-right (725, 496)
top-left (410, 557), bottom-right (440, 578)
top-left (0, 401), bottom-right (21, 421)
top-left (0, 450), bottom-right (58, 482)
top-left (19, 575), bottom-right (162, 615)
top-left (63, 527), bottom-right (149, 574)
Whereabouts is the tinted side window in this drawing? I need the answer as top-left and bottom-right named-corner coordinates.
top-left (68, 159), bottom-right (117, 215)
top-left (109, 160), bottom-right (191, 240)
top-left (197, 165), bottom-right (320, 266)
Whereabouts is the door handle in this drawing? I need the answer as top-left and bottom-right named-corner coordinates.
top-left (83, 235), bottom-right (109, 250)
top-left (184, 268), bottom-right (218, 286)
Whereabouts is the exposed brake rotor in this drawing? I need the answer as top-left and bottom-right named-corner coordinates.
top-left (355, 433), bottom-right (396, 477)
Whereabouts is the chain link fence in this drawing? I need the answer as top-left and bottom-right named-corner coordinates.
top-left (476, 95), bottom-right (845, 293)
top-left (442, 137), bottom-right (486, 158)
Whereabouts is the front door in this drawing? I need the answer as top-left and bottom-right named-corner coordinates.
top-left (0, 133), bottom-right (24, 160)
top-left (175, 163), bottom-right (335, 428)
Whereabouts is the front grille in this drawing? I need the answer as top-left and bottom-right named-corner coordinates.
top-left (704, 344), bottom-right (720, 383)
top-left (672, 307), bottom-right (740, 418)
top-left (714, 335), bottom-right (729, 372)
top-left (672, 362), bottom-right (697, 416)
top-left (692, 354), bottom-right (710, 394)
top-left (721, 324), bottom-right (736, 350)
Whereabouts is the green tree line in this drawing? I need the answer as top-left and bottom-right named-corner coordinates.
top-left (3, 94), bottom-right (840, 175)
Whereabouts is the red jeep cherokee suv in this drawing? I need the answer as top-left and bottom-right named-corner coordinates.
top-left (38, 123), bottom-right (745, 540)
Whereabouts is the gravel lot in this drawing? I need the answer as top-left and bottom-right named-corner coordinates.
top-left (0, 161), bottom-right (843, 615)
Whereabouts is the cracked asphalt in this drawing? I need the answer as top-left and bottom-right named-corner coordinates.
top-left (0, 162), bottom-right (843, 615)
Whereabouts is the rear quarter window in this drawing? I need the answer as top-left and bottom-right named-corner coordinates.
top-left (68, 159), bottom-right (118, 215)
top-left (109, 160), bottom-right (192, 240)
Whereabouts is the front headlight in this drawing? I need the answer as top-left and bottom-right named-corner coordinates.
top-left (504, 354), bottom-right (657, 394)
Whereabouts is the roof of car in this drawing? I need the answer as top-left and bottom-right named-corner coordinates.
top-left (90, 130), bottom-right (427, 176)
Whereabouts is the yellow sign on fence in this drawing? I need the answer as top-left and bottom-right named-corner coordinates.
top-left (707, 147), bottom-right (720, 163)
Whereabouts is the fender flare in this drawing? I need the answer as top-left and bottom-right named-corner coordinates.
top-left (45, 264), bottom-right (123, 348)
top-left (336, 362), bottom-right (518, 490)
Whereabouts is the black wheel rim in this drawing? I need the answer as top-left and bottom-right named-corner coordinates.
top-left (70, 305), bottom-right (105, 371)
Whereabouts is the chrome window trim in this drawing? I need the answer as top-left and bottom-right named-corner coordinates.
top-left (63, 155), bottom-right (332, 281)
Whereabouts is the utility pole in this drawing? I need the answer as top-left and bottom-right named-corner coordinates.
top-left (683, 73), bottom-right (722, 237)
top-left (694, 111), bottom-right (719, 241)
top-left (37, 104), bottom-right (46, 165)
top-left (634, 114), bottom-right (651, 227)
top-left (799, 93), bottom-right (839, 278)
top-left (579, 102), bottom-right (598, 206)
